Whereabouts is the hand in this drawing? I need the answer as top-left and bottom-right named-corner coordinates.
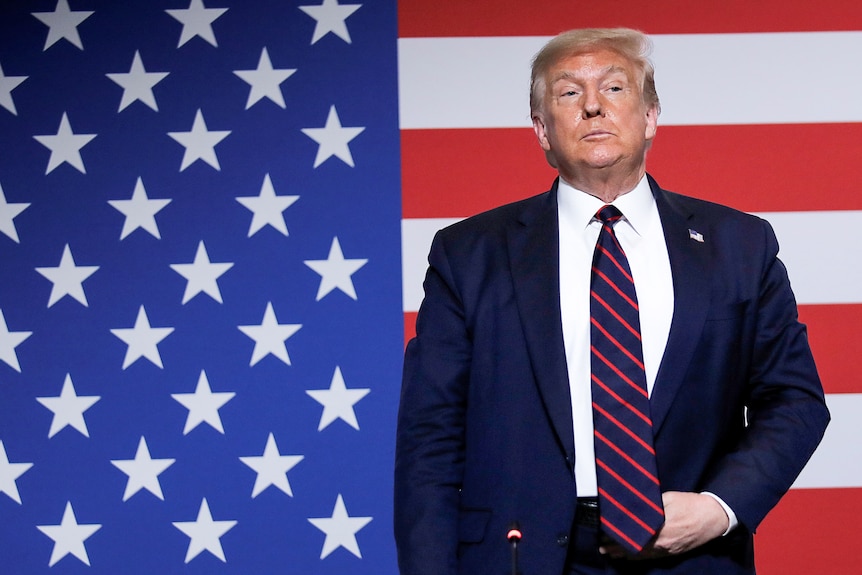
top-left (600, 491), bottom-right (729, 559)
top-left (650, 491), bottom-right (729, 555)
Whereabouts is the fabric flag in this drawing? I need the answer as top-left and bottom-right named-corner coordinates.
top-left (2, 1), bottom-right (861, 574)
top-left (398, 2), bottom-right (862, 574)
top-left (0, 1), bottom-right (401, 573)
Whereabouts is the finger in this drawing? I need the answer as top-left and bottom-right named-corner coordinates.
top-left (599, 543), bottom-right (628, 559)
top-left (661, 490), bottom-right (680, 506)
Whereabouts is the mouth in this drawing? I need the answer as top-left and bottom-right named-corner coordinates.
top-left (582, 130), bottom-right (613, 140)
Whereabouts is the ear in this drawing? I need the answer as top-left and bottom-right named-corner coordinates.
top-left (532, 114), bottom-right (551, 151)
top-left (644, 104), bottom-right (658, 142)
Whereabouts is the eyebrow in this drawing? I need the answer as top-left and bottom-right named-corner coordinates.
top-left (550, 65), bottom-right (630, 85)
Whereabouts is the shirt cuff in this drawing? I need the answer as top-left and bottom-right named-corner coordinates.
top-left (700, 491), bottom-right (738, 536)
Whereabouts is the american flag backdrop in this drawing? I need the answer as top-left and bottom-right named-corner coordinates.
top-left (398, 2), bottom-right (862, 574)
top-left (0, 1), bottom-right (860, 574)
top-left (0, 0), bottom-right (401, 573)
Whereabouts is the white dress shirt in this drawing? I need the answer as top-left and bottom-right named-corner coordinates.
top-left (556, 175), bottom-right (737, 534)
top-left (558, 175), bottom-right (673, 497)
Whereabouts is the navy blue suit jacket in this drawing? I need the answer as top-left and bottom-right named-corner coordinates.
top-left (394, 176), bottom-right (829, 575)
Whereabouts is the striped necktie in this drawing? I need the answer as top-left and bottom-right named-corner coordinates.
top-left (589, 204), bottom-right (664, 553)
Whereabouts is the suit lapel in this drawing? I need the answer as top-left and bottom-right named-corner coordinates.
top-left (648, 177), bottom-right (711, 434)
top-left (503, 177), bottom-right (711, 454)
top-left (506, 182), bottom-right (576, 459)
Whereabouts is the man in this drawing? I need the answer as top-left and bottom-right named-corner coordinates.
top-left (394, 28), bottom-right (829, 575)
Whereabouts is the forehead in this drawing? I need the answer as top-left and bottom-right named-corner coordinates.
top-left (547, 49), bottom-right (638, 83)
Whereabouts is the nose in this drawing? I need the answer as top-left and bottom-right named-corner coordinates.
top-left (582, 87), bottom-right (604, 118)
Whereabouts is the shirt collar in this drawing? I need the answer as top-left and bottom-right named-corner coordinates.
top-left (557, 174), bottom-right (654, 236)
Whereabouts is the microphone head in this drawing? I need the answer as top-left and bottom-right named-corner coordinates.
top-left (507, 522), bottom-right (522, 543)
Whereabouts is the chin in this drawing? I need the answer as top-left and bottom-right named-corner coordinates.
top-left (582, 155), bottom-right (621, 170)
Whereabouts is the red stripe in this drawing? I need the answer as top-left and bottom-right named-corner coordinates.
top-left (650, 124), bottom-right (862, 213)
top-left (596, 458), bottom-right (664, 515)
top-left (399, 0), bottom-right (862, 37)
top-left (592, 373), bottom-right (650, 424)
top-left (600, 516), bottom-right (643, 552)
top-left (401, 125), bottom-right (862, 218)
top-left (592, 402), bottom-right (654, 454)
top-left (405, 311), bottom-right (418, 343)
top-left (595, 430), bottom-right (660, 483)
top-left (401, 128), bottom-right (554, 218)
top-left (590, 319), bottom-right (645, 371)
top-left (799, 304), bottom-right (862, 394)
top-left (605, 226), bottom-right (626, 258)
top-left (599, 487), bottom-right (660, 534)
top-left (597, 243), bottom-right (635, 284)
top-left (592, 261), bottom-right (637, 308)
top-left (591, 346), bottom-right (648, 398)
top-left (757, 488), bottom-right (862, 573)
top-left (591, 293), bottom-right (641, 341)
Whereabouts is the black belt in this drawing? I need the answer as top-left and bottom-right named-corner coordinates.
top-left (575, 497), bottom-right (600, 528)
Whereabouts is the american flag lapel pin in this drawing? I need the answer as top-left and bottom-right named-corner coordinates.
top-left (688, 228), bottom-right (704, 243)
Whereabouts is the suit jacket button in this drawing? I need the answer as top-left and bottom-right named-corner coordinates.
top-left (556, 534), bottom-right (569, 547)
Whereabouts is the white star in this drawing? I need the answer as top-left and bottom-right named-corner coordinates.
top-left (37, 502), bottom-right (101, 567)
top-left (108, 177), bottom-right (171, 240)
top-left (0, 440), bottom-right (33, 504)
top-left (110, 436), bottom-right (175, 501)
top-left (306, 366), bottom-right (370, 431)
top-left (0, 309), bottom-right (32, 373)
top-left (235, 173), bottom-right (298, 237)
top-left (172, 370), bottom-right (235, 435)
top-left (35, 244), bottom-right (99, 307)
top-left (166, 0), bottom-right (228, 48)
top-left (170, 240), bottom-right (234, 304)
top-left (33, 112), bottom-right (97, 174)
top-left (239, 433), bottom-right (304, 498)
top-left (173, 498), bottom-right (237, 563)
top-left (106, 51), bottom-right (169, 112)
top-left (110, 305), bottom-right (174, 369)
top-left (0, 182), bottom-right (30, 243)
top-left (304, 236), bottom-right (368, 301)
top-left (168, 109), bottom-right (231, 171)
top-left (31, 0), bottom-right (94, 51)
top-left (238, 302), bottom-right (302, 367)
top-left (0, 62), bottom-right (27, 115)
top-left (36, 373), bottom-right (100, 439)
top-left (299, 0), bottom-right (361, 45)
top-left (301, 105), bottom-right (364, 168)
top-left (308, 494), bottom-right (372, 559)
top-left (233, 47), bottom-right (296, 110)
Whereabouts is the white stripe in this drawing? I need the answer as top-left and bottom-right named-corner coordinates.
top-left (401, 217), bottom-right (462, 313)
top-left (402, 211), bottom-right (862, 312)
top-left (793, 393), bottom-right (862, 489)
top-left (399, 36), bottom-right (542, 129)
top-left (756, 211), bottom-right (862, 305)
top-left (399, 32), bottom-right (862, 129)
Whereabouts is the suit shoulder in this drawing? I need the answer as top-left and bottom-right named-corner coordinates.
top-left (658, 187), bottom-right (779, 261)
top-left (437, 191), bottom-right (552, 242)
top-left (662, 188), bottom-right (768, 229)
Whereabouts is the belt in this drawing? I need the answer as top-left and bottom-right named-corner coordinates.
top-left (575, 497), bottom-right (600, 528)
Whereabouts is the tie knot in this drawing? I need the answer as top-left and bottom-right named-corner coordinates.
top-left (595, 204), bottom-right (623, 225)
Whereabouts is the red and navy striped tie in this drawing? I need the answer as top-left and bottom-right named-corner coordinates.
top-left (590, 205), bottom-right (664, 553)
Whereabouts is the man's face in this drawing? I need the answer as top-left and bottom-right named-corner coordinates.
top-left (532, 49), bottom-right (658, 181)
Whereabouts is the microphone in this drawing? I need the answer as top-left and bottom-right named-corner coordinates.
top-left (507, 522), bottom-right (522, 575)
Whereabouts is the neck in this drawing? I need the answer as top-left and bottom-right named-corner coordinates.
top-left (561, 165), bottom-right (645, 203)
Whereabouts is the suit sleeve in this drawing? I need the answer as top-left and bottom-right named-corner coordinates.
top-left (394, 231), bottom-right (470, 575)
top-left (700, 218), bottom-right (830, 532)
